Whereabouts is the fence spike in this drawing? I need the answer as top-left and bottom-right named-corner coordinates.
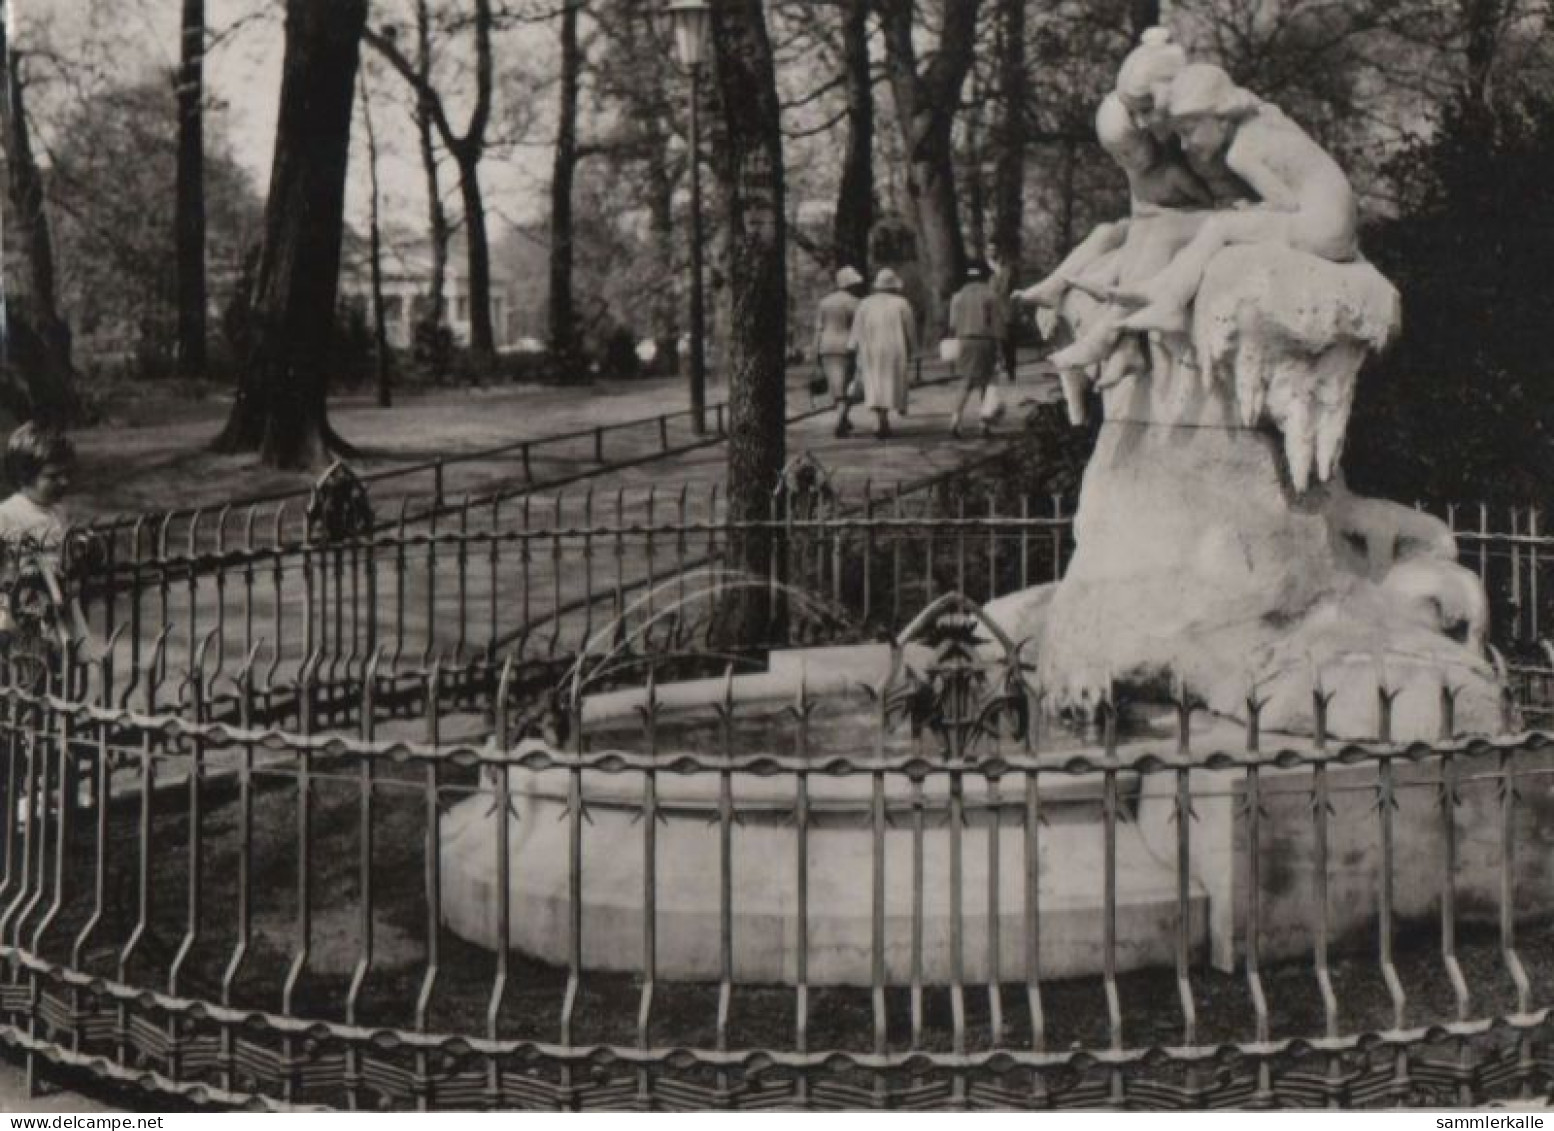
top-left (1373, 653), bottom-right (1400, 744)
top-left (1102, 671), bottom-right (1118, 758)
top-left (493, 654), bottom-right (517, 749)
top-left (1438, 674), bottom-right (1460, 743)
top-left (190, 626), bottom-right (220, 698)
top-left (1172, 667), bottom-right (1191, 756)
top-left (1244, 671), bottom-right (1269, 754)
top-left (1310, 654), bottom-right (1332, 751)
top-left (361, 648), bottom-right (384, 737)
top-left (143, 624), bottom-right (174, 711)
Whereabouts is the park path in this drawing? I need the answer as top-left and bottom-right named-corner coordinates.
top-left (78, 364), bottom-right (1063, 695)
top-left (71, 361), bottom-right (1058, 519)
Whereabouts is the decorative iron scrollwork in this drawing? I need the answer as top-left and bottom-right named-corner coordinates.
top-left (774, 452), bottom-right (835, 518)
top-left (883, 592), bottom-right (1037, 759)
top-left (59, 529), bottom-right (108, 582)
top-left (307, 461), bottom-right (374, 542)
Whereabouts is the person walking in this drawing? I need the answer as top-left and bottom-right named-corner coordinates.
top-left (946, 261), bottom-right (1007, 437)
top-left (848, 268), bottom-right (918, 440)
top-left (989, 250), bottom-right (1023, 383)
top-left (813, 266), bottom-right (865, 437)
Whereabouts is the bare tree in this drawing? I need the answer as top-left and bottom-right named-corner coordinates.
top-left (174, 0), bottom-right (207, 378)
top-left (367, 0), bottom-right (498, 360)
top-left (1461, 0), bottom-right (1517, 110)
top-left (1130, 0), bottom-right (1161, 36)
top-left (991, 0), bottom-right (1027, 267)
top-left (359, 67), bottom-right (391, 408)
top-left (413, 0), bottom-right (451, 349)
top-left (876, 0), bottom-right (982, 337)
top-left (212, 0), bottom-right (367, 466)
top-left (0, 15), bottom-right (84, 424)
top-left (548, 0), bottom-right (583, 370)
top-left (588, 2), bottom-right (685, 373)
top-left (709, 0), bottom-right (787, 644)
top-left (833, 0), bottom-right (874, 274)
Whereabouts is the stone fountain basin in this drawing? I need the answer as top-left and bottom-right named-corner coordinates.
top-left (440, 643), bottom-right (1209, 986)
top-left (441, 642), bottom-right (1554, 986)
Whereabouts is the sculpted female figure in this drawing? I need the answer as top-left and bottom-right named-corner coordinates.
top-left (1020, 28), bottom-right (1206, 313)
top-left (1115, 63), bottom-right (1361, 335)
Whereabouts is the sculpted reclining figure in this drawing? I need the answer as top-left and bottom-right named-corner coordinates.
top-left (1113, 63), bottom-right (1360, 336)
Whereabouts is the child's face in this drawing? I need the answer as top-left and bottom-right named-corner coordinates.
top-left (25, 461), bottom-right (72, 508)
top-left (1121, 87), bottom-right (1175, 143)
top-left (1177, 114), bottom-right (1232, 164)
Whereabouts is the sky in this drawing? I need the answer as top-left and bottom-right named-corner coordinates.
top-left (23, 0), bottom-right (554, 242)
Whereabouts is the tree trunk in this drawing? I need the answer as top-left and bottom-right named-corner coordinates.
top-left (646, 124), bottom-right (680, 376)
top-left (1130, 0), bottom-right (1161, 36)
top-left (832, 0), bottom-right (874, 275)
top-left (361, 70), bottom-right (391, 408)
top-left (992, 0), bottom-right (1027, 266)
top-left (212, 0), bottom-right (367, 467)
top-left (1460, 0), bottom-right (1508, 111)
top-left (366, 0), bottom-right (494, 362)
top-left (415, 0), bottom-right (449, 337)
top-left (877, 0), bottom-right (981, 340)
top-left (710, 0), bottom-right (787, 646)
top-left (964, 79), bottom-right (987, 257)
top-left (1059, 138), bottom-right (1076, 253)
top-left (457, 153), bottom-right (496, 357)
top-left (0, 26), bottom-right (83, 425)
top-left (175, 0), bottom-right (208, 378)
top-left (548, 0), bottom-right (582, 369)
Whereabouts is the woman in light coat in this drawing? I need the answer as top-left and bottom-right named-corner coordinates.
top-left (847, 268), bottom-right (918, 439)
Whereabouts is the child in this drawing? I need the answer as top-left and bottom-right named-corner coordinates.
top-left (1116, 62), bottom-right (1360, 335)
top-left (1018, 28), bottom-right (1210, 312)
top-left (0, 423), bottom-right (85, 814)
top-left (0, 422), bottom-right (74, 549)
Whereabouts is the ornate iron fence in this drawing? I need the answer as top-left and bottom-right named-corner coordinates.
top-left (0, 468), bottom-right (1550, 1109)
top-left (64, 457), bottom-right (1071, 725)
top-left (0, 614), bottom-right (1552, 1109)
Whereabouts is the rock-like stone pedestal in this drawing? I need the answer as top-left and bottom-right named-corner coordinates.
top-left (995, 242), bottom-right (1504, 741)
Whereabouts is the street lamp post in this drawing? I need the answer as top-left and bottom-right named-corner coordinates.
top-left (668, 0), bottom-right (710, 436)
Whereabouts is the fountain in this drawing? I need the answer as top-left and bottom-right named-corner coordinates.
top-left (441, 30), bottom-right (1523, 986)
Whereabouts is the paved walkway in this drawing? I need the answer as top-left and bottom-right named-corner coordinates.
top-left (71, 361), bottom-right (1061, 519)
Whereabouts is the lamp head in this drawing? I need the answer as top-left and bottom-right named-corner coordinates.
top-left (666, 0), bottom-right (711, 69)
